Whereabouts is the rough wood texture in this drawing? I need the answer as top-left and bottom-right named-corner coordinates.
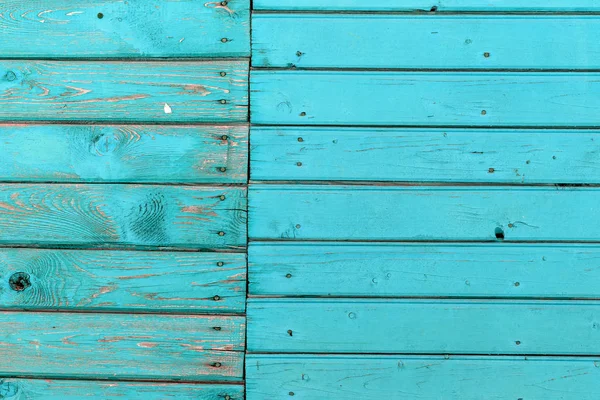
top-left (253, 15), bottom-right (600, 69)
top-left (1, 124), bottom-right (248, 183)
top-left (0, 312), bottom-right (244, 380)
top-left (253, 0), bottom-right (600, 11)
top-left (248, 298), bottom-right (600, 354)
top-left (0, 380), bottom-right (243, 399)
top-left (0, 249), bottom-right (245, 312)
top-left (249, 243), bottom-right (600, 298)
top-left (247, 355), bottom-right (600, 399)
top-left (0, 0), bottom-right (249, 58)
top-left (251, 71), bottom-right (600, 126)
top-left (0, 61), bottom-right (248, 122)
top-left (0, 184), bottom-right (246, 249)
top-left (250, 185), bottom-right (600, 241)
top-left (251, 127), bottom-right (600, 183)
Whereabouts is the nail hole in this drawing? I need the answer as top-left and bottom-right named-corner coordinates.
top-left (213, 326), bottom-right (222, 331)
top-left (221, 135), bottom-right (228, 140)
top-left (213, 362), bottom-right (222, 368)
top-left (287, 329), bottom-right (293, 336)
top-left (9, 272), bottom-right (31, 292)
top-left (219, 195), bottom-right (226, 201)
top-left (286, 273), bottom-right (292, 278)
top-left (495, 227), bottom-right (505, 240)
top-left (481, 110), bottom-right (487, 115)
top-left (296, 162), bottom-right (302, 167)
top-left (508, 223), bottom-right (514, 228)
top-left (483, 52), bottom-right (490, 58)
top-left (430, 6), bottom-right (438, 11)
top-left (220, 99), bottom-right (227, 104)
top-left (97, 12), bottom-right (104, 19)
top-left (217, 261), bottom-right (224, 267)
top-left (297, 137), bottom-right (304, 142)
top-left (220, 1), bottom-right (228, 5)
top-left (300, 112), bottom-right (306, 116)
top-left (218, 231), bottom-right (225, 236)
top-left (296, 51), bottom-right (303, 57)
top-left (515, 341), bottom-right (521, 345)
top-left (289, 392), bottom-right (295, 397)
top-left (295, 224), bottom-right (301, 229)
top-left (225, 396), bottom-right (231, 400)
top-left (213, 295), bottom-right (221, 301)
top-left (514, 282), bottom-right (520, 287)
top-left (488, 168), bottom-right (495, 173)
top-left (219, 167), bottom-right (227, 172)
top-left (221, 38), bottom-right (228, 43)
top-left (220, 71), bottom-right (227, 77)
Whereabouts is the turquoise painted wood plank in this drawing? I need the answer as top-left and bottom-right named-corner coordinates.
top-left (1, 124), bottom-right (247, 183)
top-left (0, 0), bottom-right (249, 58)
top-left (248, 298), bottom-right (600, 354)
top-left (249, 243), bottom-right (600, 298)
top-left (0, 184), bottom-right (246, 249)
top-left (253, 15), bottom-right (600, 69)
top-left (250, 185), bottom-right (600, 241)
top-left (0, 61), bottom-right (247, 122)
top-left (251, 127), bottom-right (600, 183)
top-left (0, 312), bottom-right (244, 380)
top-left (0, 249), bottom-right (245, 312)
top-left (254, 0), bottom-right (600, 11)
top-left (251, 71), bottom-right (600, 126)
top-left (0, 380), bottom-right (243, 400)
top-left (247, 355), bottom-right (600, 400)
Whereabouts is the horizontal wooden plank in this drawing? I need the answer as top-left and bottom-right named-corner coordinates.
top-left (1, 124), bottom-right (247, 183)
top-left (0, 184), bottom-right (246, 248)
top-left (254, 0), bottom-right (600, 11)
top-left (0, 61), bottom-right (247, 122)
top-left (249, 243), bottom-right (600, 298)
top-left (0, 380), bottom-right (243, 400)
top-left (251, 127), bottom-right (600, 183)
top-left (0, 0), bottom-right (249, 58)
top-left (247, 355), bottom-right (600, 399)
top-left (250, 185), bottom-right (600, 241)
top-left (0, 312), bottom-right (244, 380)
top-left (0, 249), bottom-right (245, 312)
top-left (253, 15), bottom-right (600, 69)
top-left (248, 298), bottom-right (600, 354)
top-left (251, 71), bottom-right (600, 126)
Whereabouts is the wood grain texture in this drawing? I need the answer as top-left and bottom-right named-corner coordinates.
top-left (251, 127), bottom-right (600, 183)
top-left (248, 298), bottom-right (600, 354)
top-left (0, 249), bottom-right (245, 312)
top-left (254, 0), bottom-right (600, 11)
top-left (0, 184), bottom-right (246, 249)
top-left (0, 379), bottom-right (243, 399)
top-left (253, 15), bottom-right (600, 69)
top-left (0, 61), bottom-right (248, 122)
top-left (251, 71), bottom-right (600, 126)
top-left (1, 124), bottom-right (247, 183)
top-left (0, 0), bottom-right (249, 58)
top-left (249, 243), bottom-right (600, 298)
top-left (0, 312), bottom-right (244, 380)
top-left (247, 355), bottom-right (600, 399)
top-left (250, 185), bottom-right (600, 241)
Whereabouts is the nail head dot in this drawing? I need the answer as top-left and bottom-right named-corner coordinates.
top-left (296, 162), bottom-right (302, 167)
top-left (221, 38), bottom-right (228, 43)
top-left (295, 224), bottom-right (301, 229)
top-left (300, 112), bottom-right (306, 116)
top-left (220, 71), bottom-right (227, 77)
top-left (218, 231), bottom-right (225, 236)
top-left (217, 261), bottom-right (224, 267)
top-left (220, 99), bottom-right (227, 104)
top-left (286, 273), bottom-right (292, 278)
top-left (214, 295), bottom-right (221, 301)
top-left (97, 12), bottom-right (104, 19)
top-left (484, 52), bottom-right (490, 58)
top-left (297, 137), bottom-right (304, 142)
top-left (219, 167), bottom-right (227, 172)
top-left (481, 110), bottom-right (487, 115)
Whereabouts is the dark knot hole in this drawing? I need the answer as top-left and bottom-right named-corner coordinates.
top-left (495, 227), bottom-right (505, 240)
top-left (9, 272), bottom-right (31, 292)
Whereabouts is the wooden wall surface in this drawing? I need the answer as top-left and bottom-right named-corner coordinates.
top-left (0, 1), bottom-right (249, 398)
top-left (247, 2), bottom-right (600, 399)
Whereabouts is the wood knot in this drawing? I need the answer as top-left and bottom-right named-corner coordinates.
top-left (0, 380), bottom-right (19, 398)
top-left (5, 71), bottom-right (16, 82)
top-left (9, 272), bottom-right (31, 292)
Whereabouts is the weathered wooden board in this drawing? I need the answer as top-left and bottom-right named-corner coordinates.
top-left (247, 355), bottom-right (600, 399)
top-left (251, 127), bottom-right (600, 183)
top-left (0, 184), bottom-right (246, 248)
top-left (0, 61), bottom-right (248, 122)
top-left (251, 71), bottom-right (600, 126)
top-left (253, 15), bottom-right (600, 69)
top-left (0, 312), bottom-right (244, 380)
top-left (0, 0), bottom-right (249, 58)
top-left (249, 243), bottom-right (600, 298)
top-left (253, 0), bottom-right (600, 11)
top-left (1, 124), bottom-right (248, 183)
top-left (0, 380), bottom-right (244, 400)
top-left (0, 249), bottom-right (245, 312)
top-left (250, 185), bottom-right (600, 241)
top-left (248, 298), bottom-right (600, 354)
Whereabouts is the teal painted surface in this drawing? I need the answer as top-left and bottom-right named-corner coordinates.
top-left (251, 127), bottom-right (600, 183)
top-left (0, 61), bottom-right (248, 122)
top-left (0, 184), bottom-right (246, 248)
top-left (0, 0), bottom-right (249, 58)
top-left (1, 124), bottom-right (248, 183)
top-left (247, 355), bottom-right (600, 399)
top-left (0, 312), bottom-right (244, 380)
top-left (251, 71), bottom-right (600, 126)
top-left (0, 249), bottom-right (245, 312)
top-left (250, 185), bottom-right (600, 241)
top-left (254, 0), bottom-right (600, 11)
top-left (248, 298), bottom-right (600, 354)
top-left (249, 243), bottom-right (600, 298)
top-left (0, 380), bottom-right (244, 399)
top-left (253, 15), bottom-right (600, 69)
